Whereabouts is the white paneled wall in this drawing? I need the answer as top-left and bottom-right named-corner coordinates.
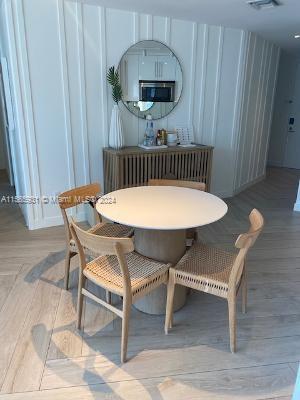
top-left (1, 0), bottom-right (279, 229)
top-left (234, 32), bottom-right (280, 193)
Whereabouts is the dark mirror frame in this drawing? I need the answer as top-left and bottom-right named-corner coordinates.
top-left (118, 40), bottom-right (183, 120)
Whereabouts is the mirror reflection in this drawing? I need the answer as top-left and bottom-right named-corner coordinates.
top-left (119, 40), bottom-right (183, 120)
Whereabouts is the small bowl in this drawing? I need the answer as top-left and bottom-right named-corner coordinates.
top-left (167, 142), bottom-right (178, 147)
top-left (167, 133), bottom-right (178, 141)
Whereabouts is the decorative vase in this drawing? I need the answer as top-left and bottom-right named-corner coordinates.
top-left (109, 104), bottom-right (124, 149)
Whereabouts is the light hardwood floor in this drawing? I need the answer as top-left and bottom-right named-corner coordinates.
top-left (0, 167), bottom-right (299, 399)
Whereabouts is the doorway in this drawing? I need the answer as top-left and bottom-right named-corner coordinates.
top-left (268, 51), bottom-right (300, 170)
top-left (283, 64), bottom-right (300, 169)
top-left (0, 57), bottom-right (15, 189)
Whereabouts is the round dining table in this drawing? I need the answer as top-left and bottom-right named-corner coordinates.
top-left (96, 185), bottom-right (228, 315)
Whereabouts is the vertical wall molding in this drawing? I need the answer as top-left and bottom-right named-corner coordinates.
top-left (164, 17), bottom-right (171, 45)
top-left (13, 0), bottom-right (43, 223)
top-left (133, 11), bottom-right (140, 145)
top-left (251, 41), bottom-right (267, 179)
top-left (254, 42), bottom-right (271, 178)
top-left (57, 0), bottom-right (76, 192)
top-left (232, 31), bottom-right (248, 191)
top-left (211, 26), bottom-right (224, 146)
top-left (133, 12), bottom-right (139, 43)
top-left (262, 46), bottom-right (280, 169)
top-left (77, 3), bottom-right (91, 185)
top-left (234, 31), bottom-right (251, 190)
top-left (198, 24), bottom-right (208, 143)
top-left (98, 6), bottom-right (108, 150)
top-left (188, 22), bottom-right (197, 126)
top-left (247, 39), bottom-right (266, 182)
top-left (163, 16), bottom-right (171, 131)
top-left (237, 33), bottom-right (257, 188)
top-left (146, 14), bottom-right (153, 39)
top-left (231, 31), bottom-right (248, 148)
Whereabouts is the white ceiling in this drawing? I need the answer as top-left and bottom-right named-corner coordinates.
top-left (79, 0), bottom-right (300, 54)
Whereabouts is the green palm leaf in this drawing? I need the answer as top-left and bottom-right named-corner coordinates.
top-left (107, 66), bottom-right (123, 104)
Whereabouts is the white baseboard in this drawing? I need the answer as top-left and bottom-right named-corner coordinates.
top-left (212, 190), bottom-right (234, 199)
top-left (234, 174), bottom-right (266, 196)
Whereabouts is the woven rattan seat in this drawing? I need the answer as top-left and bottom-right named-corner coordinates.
top-left (165, 209), bottom-right (264, 353)
top-left (90, 222), bottom-right (133, 237)
top-left (174, 243), bottom-right (237, 298)
top-left (58, 183), bottom-right (133, 290)
top-left (69, 223), bottom-right (133, 253)
top-left (84, 252), bottom-right (169, 298)
top-left (70, 220), bottom-right (170, 363)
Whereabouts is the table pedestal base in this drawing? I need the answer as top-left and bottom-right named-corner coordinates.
top-left (133, 228), bottom-right (186, 315)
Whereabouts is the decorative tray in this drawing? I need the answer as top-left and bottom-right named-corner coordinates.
top-left (138, 144), bottom-right (168, 150)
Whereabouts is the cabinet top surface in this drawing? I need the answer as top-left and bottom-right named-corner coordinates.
top-left (96, 186), bottom-right (227, 230)
top-left (104, 145), bottom-right (213, 155)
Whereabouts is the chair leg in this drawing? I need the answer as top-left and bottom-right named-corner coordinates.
top-left (165, 272), bottom-right (176, 334)
top-left (121, 296), bottom-right (131, 363)
top-left (76, 270), bottom-right (86, 330)
top-left (241, 270), bottom-right (247, 314)
top-left (228, 297), bottom-right (237, 353)
top-left (106, 290), bottom-right (112, 305)
top-left (64, 250), bottom-right (73, 290)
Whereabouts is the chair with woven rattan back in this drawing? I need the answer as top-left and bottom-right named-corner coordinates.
top-left (70, 219), bottom-right (171, 363)
top-left (148, 179), bottom-right (206, 244)
top-left (58, 183), bottom-right (133, 290)
top-left (164, 208), bottom-right (264, 352)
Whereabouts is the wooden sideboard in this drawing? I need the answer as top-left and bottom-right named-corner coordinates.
top-left (103, 145), bottom-right (213, 193)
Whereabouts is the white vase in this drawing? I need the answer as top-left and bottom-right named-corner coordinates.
top-left (109, 104), bottom-right (124, 149)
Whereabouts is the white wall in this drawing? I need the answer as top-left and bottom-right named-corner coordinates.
top-left (234, 32), bottom-right (280, 193)
top-left (268, 52), bottom-right (300, 167)
top-left (0, 0), bottom-right (33, 224)
top-left (1, 0), bottom-right (280, 229)
top-left (0, 2), bottom-right (7, 172)
top-left (0, 112), bottom-right (7, 170)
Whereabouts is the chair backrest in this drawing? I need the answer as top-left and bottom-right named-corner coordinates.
top-left (70, 219), bottom-right (134, 293)
top-left (58, 183), bottom-right (101, 209)
top-left (70, 219), bottom-right (134, 257)
top-left (148, 179), bottom-right (206, 191)
top-left (229, 209), bottom-right (264, 293)
top-left (235, 209), bottom-right (264, 250)
top-left (58, 183), bottom-right (101, 244)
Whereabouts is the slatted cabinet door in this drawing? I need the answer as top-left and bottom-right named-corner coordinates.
top-left (103, 146), bottom-right (213, 193)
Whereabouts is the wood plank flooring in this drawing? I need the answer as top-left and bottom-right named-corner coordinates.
top-left (0, 167), bottom-right (300, 399)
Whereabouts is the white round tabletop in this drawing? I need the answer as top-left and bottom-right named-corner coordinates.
top-left (97, 186), bottom-right (228, 231)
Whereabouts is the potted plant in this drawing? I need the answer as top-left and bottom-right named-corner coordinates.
top-left (107, 66), bottom-right (124, 149)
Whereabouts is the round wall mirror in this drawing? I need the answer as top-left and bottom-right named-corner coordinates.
top-left (118, 40), bottom-right (183, 120)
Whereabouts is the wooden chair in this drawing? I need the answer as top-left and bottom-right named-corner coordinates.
top-left (164, 208), bottom-right (264, 352)
top-left (70, 219), bottom-right (171, 363)
top-left (59, 183), bottom-right (133, 290)
top-left (148, 179), bottom-right (206, 244)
